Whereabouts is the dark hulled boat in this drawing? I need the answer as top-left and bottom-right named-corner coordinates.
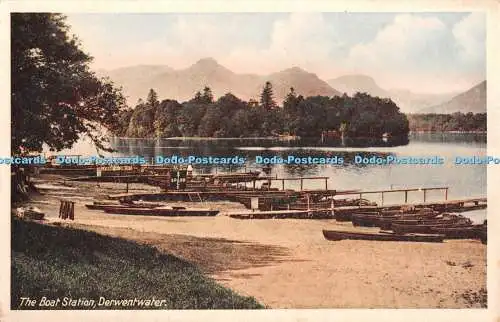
top-left (103, 206), bottom-right (219, 217)
top-left (391, 220), bottom-right (472, 235)
top-left (430, 226), bottom-right (483, 239)
top-left (322, 229), bottom-right (444, 243)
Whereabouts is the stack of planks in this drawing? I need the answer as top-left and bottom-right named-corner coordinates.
top-left (59, 200), bottom-right (75, 220)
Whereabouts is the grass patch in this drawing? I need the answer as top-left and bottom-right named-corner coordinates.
top-left (11, 218), bottom-right (264, 310)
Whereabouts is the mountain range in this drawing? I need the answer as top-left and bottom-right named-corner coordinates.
top-left (98, 58), bottom-right (340, 106)
top-left (98, 58), bottom-right (486, 114)
top-left (327, 75), bottom-right (465, 113)
top-left (418, 81), bottom-right (486, 114)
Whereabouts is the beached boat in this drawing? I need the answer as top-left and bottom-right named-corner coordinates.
top-left (392, 221), bottom-right (472, 235)
top-left (85, 203), bottom-right (165, 210)
top-left (476, 223), bottom-right (487, 244)
top-left (352, 210), bottom-right (441, 227)
top-left (272, 198), bottom-right (375, 211)
top-left (430, 226), bottom-right (483, 239)
top-left (322, 229), bottom-right (444, 243)
top-left (102, 206), bottom-right (219, 217)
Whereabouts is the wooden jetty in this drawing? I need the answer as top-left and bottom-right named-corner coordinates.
top-left (39, 167), bottom-right (97, 176)
top-left (108, 189), bottom-right (359, 203)
top-left (334, 187), bottom-right (451, 205)
top-left (322, 230), bottom-right (444, 243)
top-left (228, 209), bottom-right (334, 220)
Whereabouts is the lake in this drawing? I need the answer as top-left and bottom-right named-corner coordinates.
top-left (60, 132), bottom-right (487, 223)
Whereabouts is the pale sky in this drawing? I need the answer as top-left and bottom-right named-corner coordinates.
top-left (66, 12), bottom-right (485, 94)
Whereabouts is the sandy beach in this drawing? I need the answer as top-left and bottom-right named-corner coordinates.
top-left (22, 176), bottom-right (487, 308)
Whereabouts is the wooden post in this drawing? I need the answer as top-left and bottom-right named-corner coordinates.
top-left (381, 192), bottom-right (384, 206)
top-left (325, 178), bottom-right (328, 191)
top-left (307, 194), bottom-right (310, 210)
top-left (359, 193), bottom-right (363, 208)
top-left (423, 189), bottom-right (427, 203)
top-left (253, 180), bottom-right (256, 190)
top-left (405, 191), bottom-right (408, 204)
top-left (126, 181), bottom-right (129, 193)
top-left (445, 188), bottom-right (448, 200)
top-left (282, 179), bottom-right (285, 191)
top-left (60, 201), bottom-right (67, 219)
top-left (69, 202), bottom-right (75, 220)
top-left (300, 179), bottom-right (303, 191)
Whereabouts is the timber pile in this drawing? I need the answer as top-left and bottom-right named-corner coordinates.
top-left (59, 200), bottom-right (75, 220)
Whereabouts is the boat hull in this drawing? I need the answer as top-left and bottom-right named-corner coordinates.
top-left (392, 222), bottom-right (472, 235)
top-left (322, 230), bottom-right (444, 243)
top-left (103, 207), bottom-right (219, 217)
top-left (431, 226), bottom-right (486, 240)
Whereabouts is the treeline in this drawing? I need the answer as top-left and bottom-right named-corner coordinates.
top-left (113, 83), bottom-right (410, 138)
top-left (407, 113), bottom-right (487, 132)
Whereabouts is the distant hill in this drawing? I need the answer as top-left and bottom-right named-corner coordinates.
top-left (100, 58), bottom-right (341, 105)
top-left (328, 75), bottom-right (387, 97)
top-left (328, 75), bottom-right (457, 113)
top-left (419, 81), bottom-right (486, 114)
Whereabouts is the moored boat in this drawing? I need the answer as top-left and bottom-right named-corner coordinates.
top-left (102, 206), bottom-right (219, 217)
top-left (85, 202), bottom-right (165, 210)
top-left (322, 229), bottom-right (444, 242)
top-left (430, 226), bottom-right (483, 239)
top-left (392, 221), bottom-right (472, 235)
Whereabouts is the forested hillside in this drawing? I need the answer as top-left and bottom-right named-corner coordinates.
top-left (114, 83), bottom-right (409, 139)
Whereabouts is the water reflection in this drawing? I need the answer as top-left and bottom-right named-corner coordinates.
top-left (52, 133), bottom-right (486, 201)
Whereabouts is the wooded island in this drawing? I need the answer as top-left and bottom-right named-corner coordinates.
top-left (112, 85), bottom-right (410, 139)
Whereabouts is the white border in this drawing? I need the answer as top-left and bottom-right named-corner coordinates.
top-left (1, 1), bottom-right (498, 321)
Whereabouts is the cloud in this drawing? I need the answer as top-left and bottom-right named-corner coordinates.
top-left (452, 12), bottom-right (485, 69)
top-left (224, 13), bottom-right (343, 76)
top-left (349, 14), bottom-right (447, 68)
top-left (66, 12), bottom-right (485, 93)
top-left (344, 13), bottom-right (485, 92)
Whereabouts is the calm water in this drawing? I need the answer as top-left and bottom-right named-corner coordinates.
top-left (59, 133), bottom-right (487, 222)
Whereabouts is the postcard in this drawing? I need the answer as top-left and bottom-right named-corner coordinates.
top-left (1, 1), bottom-right (498, 321)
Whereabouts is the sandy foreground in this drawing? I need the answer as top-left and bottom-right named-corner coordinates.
top-left (18, 176), bottom-right (487, 308)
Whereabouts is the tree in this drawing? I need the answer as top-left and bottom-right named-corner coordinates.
top-left (260, 81), bottom-right (276, 110)
top-left (193, 91), bottom-right (203, 103)
top-left (146, 88), bottom-right (159, 108)
top-left (248, 99), bottom-right (259, 107)
top-left (153, 100), bottom-right (182, 137)
top-left (202, 86), bottom-right (214, 104)
top-left (283, 87), bottom-right (298, 111)
top-left (11, 13), bottom-right (126, 154)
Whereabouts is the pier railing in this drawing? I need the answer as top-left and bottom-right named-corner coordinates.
top-left (335, 187), bottom-right (449, 206)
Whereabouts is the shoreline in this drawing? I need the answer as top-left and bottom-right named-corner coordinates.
top-left (11, 175), bottom-right (487, 308)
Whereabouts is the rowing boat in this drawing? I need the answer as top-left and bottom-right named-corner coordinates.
top-left (392, 221), bottom-right (472, 235)
top-left (85, 203), bottom-right (162, 210)
top-left (102, 206), bottom-right (219, 217)
top-left (352, 211), bottom-right (442, 228)
top-left (322, 229), bottom-right (444, 242)
top-left (430, 226), bottom-right (483, 239)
